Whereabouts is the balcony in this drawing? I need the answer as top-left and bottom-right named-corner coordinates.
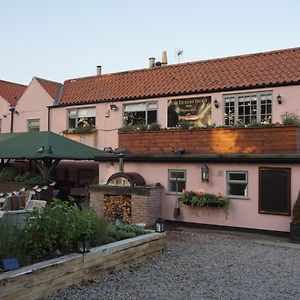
top-left (118, 126), bottom-right (300, 155)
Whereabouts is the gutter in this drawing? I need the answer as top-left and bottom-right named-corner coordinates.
top-left (94, 153), bottom-right (300, 164)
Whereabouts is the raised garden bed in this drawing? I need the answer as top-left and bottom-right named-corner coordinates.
top-left (0, 232), bottom-right (166, 300)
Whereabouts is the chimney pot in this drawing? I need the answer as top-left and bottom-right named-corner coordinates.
top-left (96, 65), bottom-right (102, 75)
top-left (162, 51), bottom-right (168, 65)
top-left (149, 57), bottom-right (155, 68)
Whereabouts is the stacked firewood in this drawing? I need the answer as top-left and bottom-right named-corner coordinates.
top-left (104, 195), bottom-right (132, 224)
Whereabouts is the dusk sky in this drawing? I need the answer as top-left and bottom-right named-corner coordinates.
top-left (1, 0), bottom-right (300, 85)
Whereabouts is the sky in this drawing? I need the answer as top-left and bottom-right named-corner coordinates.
top-left (1, 0), bottom-right (300, 85)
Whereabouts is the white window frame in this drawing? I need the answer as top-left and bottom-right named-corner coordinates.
top-left (223, 91), bottom-right (272, 126)
top-left (123, 102), bottom-right (158, 125)
top-left (67, 106), bottom-right (96, 128)
top-left (27, 119), bottom-right (40, 132)
top-left (226, 171), bottom-right (248, 198)
top-left (168, 169), bottom-right (186, 194)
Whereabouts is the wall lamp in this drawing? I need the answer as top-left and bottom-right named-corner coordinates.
top-left (277, 94), bottom-right (282, 104)
top-left (213, 99), bottom-right (219, 108)
top-left (110, 103), bottom-right (118, 111)
top-left (201, 164), bottom-right (209, 182)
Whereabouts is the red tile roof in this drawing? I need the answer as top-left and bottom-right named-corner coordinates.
top-left (0, 80), bottom-right (27, 105)
top-left (35, 77), bottom-right (62, 101)
top-left (59, 47), bottom-right (300, 105)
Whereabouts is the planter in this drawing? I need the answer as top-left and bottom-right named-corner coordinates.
top-left (289, 223), bottom-right (300, 243)
top-left (0, 232), bottom-right (166, 300)
top-left (119, 126), bottom-right (300, 154)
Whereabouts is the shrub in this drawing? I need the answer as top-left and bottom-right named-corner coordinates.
top-left (22, 199), bottom-right (107, 261)
top-left (292, 192), bottom-right (300, 224)
top-left (281, 112), bottom-right (300, 126)
top-left (106, 224), bottom-right (146, 243)
top-left (148, 123), bottom-right (161, 131)
top-left (15, 172), bottom-right (48, 186)
top-left (0, 167), bottom-right (16, 182)
top-left (73, 124), bottom-right (96, 134)
top-left (0, 220), bottom-right (24, 265)
top-left (177, 120), bottom-right (194, 129)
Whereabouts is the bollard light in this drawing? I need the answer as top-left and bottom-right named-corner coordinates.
top-left (155, 218), bottom-right (165, 233)
top-left (77, 233), bottom-right (90, 254)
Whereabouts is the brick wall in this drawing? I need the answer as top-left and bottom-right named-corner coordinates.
top-left (89, 185), bottom-right (163, 226)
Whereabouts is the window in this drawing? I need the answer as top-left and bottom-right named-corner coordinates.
top-left (68, 107), bottom-right (95, 128)
top-left (227, 171), bottom-right (248, 198)
top-left (259, 167), bottom-right (291, 215)
top-left (224, 92), bottom-right (272, 125)
top-left (27, 119), bottom-right (40, 132)
top-left (123, 102), bottom-right (157, 126)
top-left (168, 169), bottom-right (186, 194)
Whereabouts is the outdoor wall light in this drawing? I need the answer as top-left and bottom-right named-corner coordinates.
top-left (110, 103), bottom-right (118, 110)
top-left (213, 99), bottom-right (219, 108)
top-left (277, 94), bottom-right (282, 104)
top-left (155, 218), bottom-right (165, 233)
top-left (77, 233), bottom-right (90, 254)
top-left (201, 164), bottom-right (209, 182)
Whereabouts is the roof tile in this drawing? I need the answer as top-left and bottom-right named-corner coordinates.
top-left (0, 80), bottom-right (27, 105)
top-left (58, 47), bottom-right (300, 105)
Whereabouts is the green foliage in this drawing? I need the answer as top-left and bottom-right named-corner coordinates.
top-left (0, 167), bottom-right (16, 182)
top-left (106, 224), bottom-right (147, 243)
top-left (73, 124), bottom-right (96, 134)
top-left (177, 120), bottom-right (194, 129)
top-left (0, 220), bottom-right (24, 264)
top-left (179, 191), bottom-right (229, 208)
top-left (281, 112), bottom-right (300, 126)
top-left (22, 199), bottom-right (107, 261)
top-left (147, 123), bottom-right (161, 131)
top-left (15, 172), bottom-right (48, 186)
top-left (119, 123), bottom-right (161, 132)
top-left (292, 192), bottom-right (300, 224)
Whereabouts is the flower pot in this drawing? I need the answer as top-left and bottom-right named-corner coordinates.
top-left (289, 223), bottom-right (300, 243)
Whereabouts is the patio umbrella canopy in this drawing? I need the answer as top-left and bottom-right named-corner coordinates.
top-left (0, 131), bottom-right (110, 179)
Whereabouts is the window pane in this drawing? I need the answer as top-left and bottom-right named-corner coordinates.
top-left (124, 103), bottom-right (146, 112)
top-left (169, 180), bottom-right (186, 193)
top-left (69, 118), bottom-right (76, 128)
top-left (229, 183), bottom-right (247, 196)
top-left (147, 103), bottom-right (157, 110)
top-left (78, 107), bottom-right (95, 118)
top-left (169, 171), bottom-right (185, 179)
top-left (229, 172), bottom-right (246, 181)
top-left (147, 110), bottom-right (157, 124)
top-left (124, 111), bottom-right (146, 125)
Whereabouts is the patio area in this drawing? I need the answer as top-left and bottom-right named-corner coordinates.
top-left (44, 228), bottom-right (300, 300)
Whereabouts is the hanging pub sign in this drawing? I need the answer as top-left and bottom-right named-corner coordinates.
top-left (167, 96), bottom-right (212, 127)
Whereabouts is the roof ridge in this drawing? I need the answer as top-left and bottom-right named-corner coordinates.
top-left (34, 77), bottom-right (62, 86)
top-left (0, 79), bottom-right (27, 87)
top-left (63, 46), bottom-right (300, 83)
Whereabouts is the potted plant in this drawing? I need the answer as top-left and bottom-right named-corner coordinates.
top-left (290, 191), bottom-right (300, 243)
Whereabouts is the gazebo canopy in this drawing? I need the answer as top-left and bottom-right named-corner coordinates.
top-left (0, 131), bottom-right (109, 160)
top-left (0, 131), bottom-right (110, 179)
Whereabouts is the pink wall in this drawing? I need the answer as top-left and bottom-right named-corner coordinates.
top-left (13, 78), bottom-right (55, 132)
top-left (99, 161), bottom-right (298, 232)
top-left (50, 85), bottom-right (300, 151)
top-left (0, 97), bottom-right (10, 133)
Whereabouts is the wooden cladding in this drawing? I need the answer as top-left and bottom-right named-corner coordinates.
top-left (119, 126), bottom-right (300, 155)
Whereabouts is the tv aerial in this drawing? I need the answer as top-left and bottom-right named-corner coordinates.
top-left (176, 48), bottom-right (184, 63)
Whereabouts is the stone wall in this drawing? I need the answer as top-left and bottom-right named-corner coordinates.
top-left (89, 185), bottom-right (163, 226)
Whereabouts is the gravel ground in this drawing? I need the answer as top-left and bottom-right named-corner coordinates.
top-left (45, 229), bottom-right (300, 300)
